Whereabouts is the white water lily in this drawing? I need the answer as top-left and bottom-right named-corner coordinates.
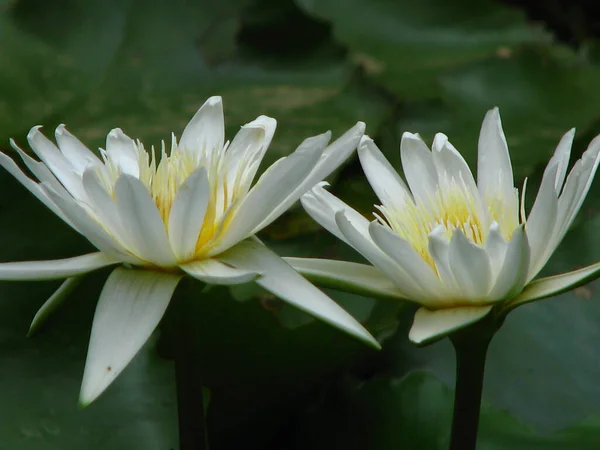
top-left (0, 96), bottom-right (378, 405)
top-left (294, 108), bottom-right (600, 345)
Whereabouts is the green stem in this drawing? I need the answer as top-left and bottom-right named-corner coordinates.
top-left (448, 316), bottom-right (500, 450)
top-left (174, 295), bottom-right (208, 450)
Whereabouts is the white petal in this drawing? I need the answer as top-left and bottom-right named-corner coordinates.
top-left (283, 257), bottom-right (408, 300)
top-left (427, 226), bottom-right (457, 291)
top-left (358, 135), bottom-right (410, 208)
top-left (209, 133), bottom-right (328, 255)
top-left (79, 267), bottom-right (182, 406)
top-left (27, 126), bottom-right (85, 200)
top-left (525, 164), bottom-right (559, 282)
top-left (226, 115), bottom-right (277, 192)
top-left (44, 184), bottom-right (140, 263)
top-left (0, 252), bottom-right (115, 280)
top-left (409, 305), bottom-right (493, 345)
top-left (484, 222), bottom-right (508, 278)
top-left (29, 277), bottom-right (83, 336)
top-left (547, 128), bottom-right (575, 194)
top-left (82, 169), bottom-right (128, 244)
top-left (218, 239), bottom-right (380, 349)
top-left (179, 96), bottom-right (224, 154)
top-left (432, 137), bottom-right (480, 204)
top-left (335, 211), bottom-right (430, 300)
top-left (369, 222), bottom-right (444, 298)
top-left (55, 124), bottom-right (102, 174)
top-left (114, 174), bottom-right (176, 267)
top-left (168, 168), bottom-right (210, 260)
top-left (477, 108), bottom-right (514, 203)
top-left (0, 150), bottom-right (75, 229)
top-left (504, 260), bottom-right (600, 312)
top-left (488, 226), bottom-right (530, 301)
top-left (400, 132), bottom-right (438, 204)
top-left (181, 258), bottom-right (259, 285)
top-left (449, 230), bottom-right (492, 300)
top-left (300, 183), bottom-right (370, 246)
top-left (106, 128), bottom-right (139, 177)
top-left (253, 121), bottom-right (365, 233)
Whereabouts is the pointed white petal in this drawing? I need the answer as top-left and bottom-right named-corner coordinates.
top-left (547, 128), bottom-right (575, 194)
top-left (427, 226), bottom-right (457, 291)
top-left (358, 135), bottom-right (410, 208)
top-left (409, 305), bottom-right (493, 345)
top-left (114, 174), bottom-right (176, 266)
top-left (219, 239), bottom-right (380, 349)
top-left (477, 108), bottom-right (514, 203)
top-left (226, 115), bottom-right (277, 191)
top-left (484, 222), bottom-right (508, 278)
top-left (300, 183), bottom-right (370, 246)
top-left (27, 126), bottom-right (85, 200)
top-left (369, 222), bottom-right (443, 296)
top-left (209, 133), bottom-right (328, 255)
top-left (0, 150), bottom-right (75, 229)
top-left (0, 253), bottom-right (115, 280)
top-left (168, 168), bottom-right (209, 260)
top-left (29, 277), bottom-right (83, 336)
top-left (400, 132), bottom-right (438, 204)
top-left (283, 257), bottom-right (408, 300)
top-left (253, 121), bottom-right (365, 233)
top-left (181, 258), bottom-right (259, 285)
top-left (432, 137), bottom-right (479, 201)
top-left (106, 128), bottom-right (139, 177)
top-left (335, 211), bottom-right (431, 301)
top-left (525, 164), bottom-right (559, 282)
top-left (55, 124), bottom-right (102, 174)
top-left (79, 268), bottom-right (182, 406)
top-left (179, 96), bottom-right (224, 154)
top-left (504, 260), bottom-right (600, 312)
top-left (488, 226), bottom-right (530, 300)
top-left (449, 230), bottom-right (492, 300)
top-left (44, 184), bottom-right (140, 263)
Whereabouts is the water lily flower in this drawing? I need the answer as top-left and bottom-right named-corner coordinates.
top-left (0, 96), bottom-right (379, 405)
top-left (293, 108), bottom-right (600, 345)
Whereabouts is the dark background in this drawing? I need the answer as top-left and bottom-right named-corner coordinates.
top-left (2, 0), bottom-right (600, 448)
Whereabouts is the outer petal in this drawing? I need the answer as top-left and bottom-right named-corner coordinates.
top-left (547, 128), bottom-right (575, 194)
top-left (484, 222), bottom-right (508, 278)
top-left (409, 305), bottom-right (493, 345)
top-left (449, 230), bottom-right (492, 301)
top-left (218, 239), bottom-right (380, 349)
top-left (226, 116), bottom-right (277, 192)
top-left (283, 257), bottom-right (408, 301)
top-left (0, 150), bottom-right (75, 229)
top-left (0, 252), bottom-right (116, 280)
top-left (208, 133), bottom-right (328, 255)
top-left (477, 108), bottom-right (514, 203)
top-left (181, 258), bottom-right (260, 285)
top-left (114, 174), bottom-right (176, 266)
top-left (168, 168), bottom-right (209, 260)
top-left (400, 132), bottom-right (438, 204)
top-left (300, 183), bottom-right (371, 246)
top-left (427, 226), bottom-right (457, 292)
top-left (503, 260), bottom-right (600, 312)
top-left (55, 124), bottom-right (102, 174)
top-left (525, 164), bottom-right (559, 282)
top-left (358, 135), bottom-right (410, 208)
top-left (105, 128), bottom-right (139, 178)
top-left (179, 96), bottom-right (224, 154)
top-left (488, 225), bottom-right (530, 301)
top-left (335, 211), bottom-right (430, 300)
top-left (369, 222), bottom-right (444, 299)
top-left (252, 121), bottom-right (365, 234)
top-left (79, 268), bottom-right (182, 406)
top-left (28, 277), bottom-right (84, 336)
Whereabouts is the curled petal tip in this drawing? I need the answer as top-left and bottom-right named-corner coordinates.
top-left (27, 125), bottom-right (44, 141)
top-left (206, 95), bottom-right (222, 105)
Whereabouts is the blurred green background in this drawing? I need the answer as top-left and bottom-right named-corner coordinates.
top-left (2, 0), bottom-right (600, 448)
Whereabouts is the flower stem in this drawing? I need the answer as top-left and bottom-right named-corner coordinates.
top-left (448, 317), bottom-right (500, 450)
top-left (174, 294), bottom-right (208, 450)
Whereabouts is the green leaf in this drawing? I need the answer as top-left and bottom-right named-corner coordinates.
top-left (296, 0), bottom-right (549, 98)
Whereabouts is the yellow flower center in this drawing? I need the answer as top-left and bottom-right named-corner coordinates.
top-left (376, 176), bottom-right (519, 269)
